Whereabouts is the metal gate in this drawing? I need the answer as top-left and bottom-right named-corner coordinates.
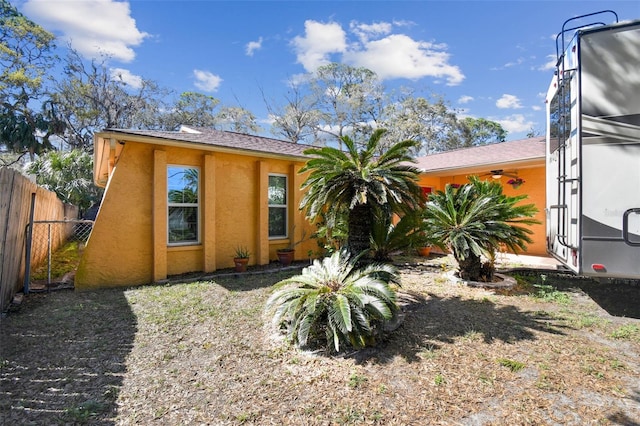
top-left (24, 219), bottom-right (94, 292)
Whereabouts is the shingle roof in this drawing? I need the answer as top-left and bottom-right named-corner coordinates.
top-left (101, 126), bottom-right (310, 159)
top-left (413, 137), bottom-right (545, 173)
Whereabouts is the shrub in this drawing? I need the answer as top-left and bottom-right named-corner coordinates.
top-left (424, 176), bottom-right (539, 281)
top-left (265, 250), bottom-right (400, 353)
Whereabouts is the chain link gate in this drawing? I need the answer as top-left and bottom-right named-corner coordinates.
top-left (24, 220), bottom-right (94, 292)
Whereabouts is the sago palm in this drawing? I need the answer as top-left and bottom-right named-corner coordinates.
top-left (299, 128), bottom-right (423, 259)
top-left (424, 176), bottom-right (539, 281)
top-left (265, 250), bottom-right (400, 353)
top-left (370, 208), bottom-right (429, 262)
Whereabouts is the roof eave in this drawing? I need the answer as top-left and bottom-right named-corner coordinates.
top-left (95, 130), bottom-right (309, 161)
top-left (420, 156), bottom-right (544, 176)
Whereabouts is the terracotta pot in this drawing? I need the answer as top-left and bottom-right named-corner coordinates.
top-left (417, 246), bottom-right (432, 257)
top-left (234, 257), bottom-right (249, 272)
top-left (277, 250), bottom-right (295, 266)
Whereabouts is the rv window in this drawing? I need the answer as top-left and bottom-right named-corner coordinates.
top-left (549, 77), bottom-right (571, 153)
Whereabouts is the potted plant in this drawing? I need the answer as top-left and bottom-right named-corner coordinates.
top-left (276, 245), bottom-right (297, 267)
top-left (233, 246), bottom-right (250, 272)
top-left (507, 177), bottom-right (525, 189)
top-left (276, 230), bottom-right (306, 267)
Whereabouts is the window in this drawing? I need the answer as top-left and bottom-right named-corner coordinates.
top-left (268, 174), bottom-right (287, 238)
top-left (167, 166), bottom-right (199, 244)
top-left (549, 76), bottom-right (571, 153)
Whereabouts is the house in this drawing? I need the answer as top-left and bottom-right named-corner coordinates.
top-left (76, 130), bottom-right (547, 290)
top-left (75, 126), bottom-right (317, 289)
top-left (413, 137), bottom-right (547, 256)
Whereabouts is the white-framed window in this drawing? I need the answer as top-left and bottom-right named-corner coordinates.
top-left (167, 165), bottom-right (199, 245)
top-left (268, 174), bottom-right (287, 238)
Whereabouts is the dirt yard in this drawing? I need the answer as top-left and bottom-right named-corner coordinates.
top-left (1, 256), bottom-right (639, 425)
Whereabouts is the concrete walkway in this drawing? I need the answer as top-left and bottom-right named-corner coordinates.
top-left (495, 252), bottom-right (562, 270)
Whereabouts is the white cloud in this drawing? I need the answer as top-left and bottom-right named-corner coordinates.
top-left (246, 37), bottom-right (263, 56)
top-left (110, 68), bottom-right (143, 89)
top-left (496, 94), bottom-right (523, 109)
top-left (458, 95), bottom-right (474, 104)
top-left (538, 54), bottom-right (557, 71)
top-left (344, 34), bottom-right (464, 85)
top-left (349, 20), bottom-right (392, 43)
top-left (531, 105), bottom-right (542, 111)
top-left (503, 57), bottom-right (525, 68)
top-left (23, 0), bottom-right (148, 62)
top-left (193, 70), bottom-right (222, 92)
top-left (292, 20), bottom-right (464, 85)
top-left (496, 114), bottom-right (534, 133)
top-left (291, 20), bottom-right (347, 71)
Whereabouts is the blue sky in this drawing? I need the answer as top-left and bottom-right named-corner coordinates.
top-left (14, 0), bottom-right (640, 141)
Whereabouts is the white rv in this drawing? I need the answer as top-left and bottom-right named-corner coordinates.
top-left (546, 11), bottom-right (640, 279)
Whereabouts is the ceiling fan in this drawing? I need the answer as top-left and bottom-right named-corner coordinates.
top-left (483, 169), bottom-right (519, 179)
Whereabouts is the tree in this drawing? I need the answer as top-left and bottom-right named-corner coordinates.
top-left (25, 149), bottom-right (102, 213)
top-left (446, 117), bottom-right (506, 150)
top-left (159, 91), bottom-right (220, 130)
top-left (0, 0), bottom-right (60, 158)
top-left (265, 250), bottom-right (400, 353)
top-left (423, 176), bottom-right (539, 281)
top-left (214, 105), bottom-right (261, 134)
top-left (50, 49), bottom-right (168, 151)
top-left (299, 128), bottom-right (423, 259)
top-left (267, 63), bottom-right (385, 148)
top-left (382, 94), bottom-right (459, 155)
top-left (310, 63), bottom-right (385, 147)
top-left (264, 82), bottom-right (321, 143)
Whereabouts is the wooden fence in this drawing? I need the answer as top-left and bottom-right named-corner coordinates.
top-left (0, 167), bottom-right (77, 314)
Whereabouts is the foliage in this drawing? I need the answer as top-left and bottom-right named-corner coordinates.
top-left (299, 128), bottom-right (423, 259)
top-left (50, 49), bottom-right (169, 150)
top-left (25, 149), bottom-right (102, 212)
top-left (159, 91), bottom-right (220, 130)
top-left (234, 246), bottom-right (250, 259)
top-left (311, 207), bottom-right (349, 255)
top-left (264, 81), bottom-right (321, 143)
top-left (448, 117), bottom-right (507, 149)
top-left (0, 0), bottom-right (59, 157)
top-left (267, 62), bottom-right (385, 147)
top-left (382, 94), bottom-right (459, 155)
top-left (214, 105), bottom-right (261, 134)
top-left (370, 209), bottom-right (431, 262)
top-left (308, 63), bottom-right (384, 148)
top-left (265, 250), bottom-right (400, 353)
top-left (423, 176), bottom-right (539, 281)
top-left (266, 64), bottom-right (506, 152)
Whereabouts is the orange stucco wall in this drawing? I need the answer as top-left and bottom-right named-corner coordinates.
top-left (418, 166), bottom-right (547, 256)
top-left (76, 141), bottom-right (315, 289)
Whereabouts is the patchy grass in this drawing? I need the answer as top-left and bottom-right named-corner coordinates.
top-left (611, 324), bottom-right (640, 341)
top-left (30, 240), bottom-right (84, 281)
top-left (1, 259), bottom-right (639, 425)
top-left (498, 358), bottom-right (526, 372)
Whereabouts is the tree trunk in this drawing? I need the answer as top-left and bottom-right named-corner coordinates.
top-left (347, 204), bottom-right (372, 261)
top-left (456, 251), bottom-right (483, 281)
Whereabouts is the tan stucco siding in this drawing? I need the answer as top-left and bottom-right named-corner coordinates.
top-left (76, 140), bottom-right (314, 289)
top-left (505, 167), bottom-right (546, 256)
top-left (76, 143), bottom-right (155, 288)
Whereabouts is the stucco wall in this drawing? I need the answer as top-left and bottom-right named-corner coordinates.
top-left (418, 166), bottom-right (547, 256)
top-left (76, 141), bottom-right (314, 289)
